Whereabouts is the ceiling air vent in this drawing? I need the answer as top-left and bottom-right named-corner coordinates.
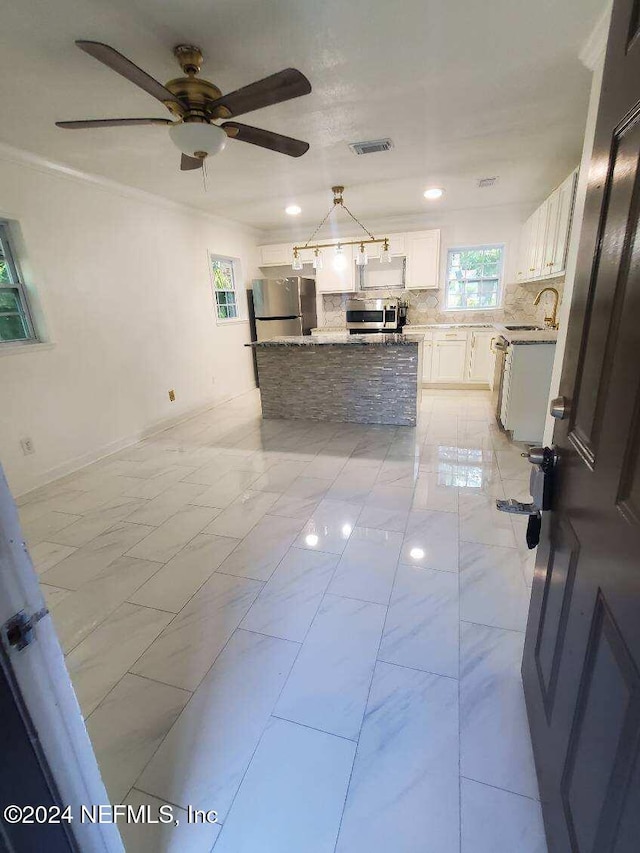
top-left (477, 176), bottom-right (499, 188)
top-left (349, 138), bottom-right (394, 155)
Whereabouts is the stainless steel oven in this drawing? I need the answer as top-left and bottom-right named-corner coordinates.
top-left (345, 298), bottom-right (406, 333)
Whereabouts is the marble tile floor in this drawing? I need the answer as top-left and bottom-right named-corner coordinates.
top-left (18, 388), bottom-right (546, 853)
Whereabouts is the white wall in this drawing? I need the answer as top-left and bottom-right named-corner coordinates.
top-left (543, 6), bottom-right (611, 444)
top-left (0, 147), bottom-right (260, 496)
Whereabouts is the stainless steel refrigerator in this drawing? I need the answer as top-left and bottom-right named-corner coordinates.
top-left (251, 278), bottom-right (317, 340)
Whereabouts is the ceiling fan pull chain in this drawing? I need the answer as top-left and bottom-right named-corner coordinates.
top-left (202, 158), bottom-right (208, 193)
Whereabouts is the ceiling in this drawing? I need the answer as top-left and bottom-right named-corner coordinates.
top-left (0, 0), bottom-right (605, 235)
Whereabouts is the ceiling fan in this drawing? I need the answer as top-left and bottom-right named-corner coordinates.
top-left (56, 42), bottom-right (312, 170)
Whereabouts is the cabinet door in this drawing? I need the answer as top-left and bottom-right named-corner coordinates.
top-left (389, 233), bottom-right (406, 256)
top-left (259, 244), bottom-right (292, 266)
top-left (366, 234), bottom-right (406, 260)
top-left (405, 230), bottom-right (440, 289)
top-left (532, 200), bottom-right (550, 278)
top-left (540, 187), bottom-right (560, 277)
top-left (467, 331), bottom-right (495, 383)
top-left (516, 216), bottom-right (533, 281)
top-left (432, 340), bottom-right (467, 382)
top-left (422, 341), bottom-right (433, 382)
top-left (547, 170), bottom-right (577, 276)
top-left (315, 245), bottom-right (356, 293)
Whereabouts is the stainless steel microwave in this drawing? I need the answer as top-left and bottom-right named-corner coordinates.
top-left (345, 298), bottom-right (406, 332)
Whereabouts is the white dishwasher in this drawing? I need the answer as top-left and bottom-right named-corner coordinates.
top-left (497, 342), bottom-right (556, 443)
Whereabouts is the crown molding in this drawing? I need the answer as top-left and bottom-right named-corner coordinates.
top-left (580, 4), bottom-right (612, 71)
top-left (0, 140), bottom-right (261, 238)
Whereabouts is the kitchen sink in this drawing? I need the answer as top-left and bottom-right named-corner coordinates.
top-left (501, 325), bottom-right (545, 331)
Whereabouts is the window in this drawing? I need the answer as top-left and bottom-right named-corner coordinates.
top-left (445, 245), bottom-right (504, 310)
top-left (0, 223), bottom-right (36, 343)
top-left (210, 256), bottom-right (240, 321)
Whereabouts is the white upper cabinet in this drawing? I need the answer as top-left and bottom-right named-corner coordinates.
top-left (405, 229), bottom-right (441, 290)
top-left (259, 243), bottom-right (292, 266)
top-left (315, 244), bottom-right (356, 293)
top-left (388, 233), bottom-right (407, 256)
top-left (258, 229), bottom-right (439, 292)
top-left (545, 171), bottom-right (577, 276)
top-left (515, 169), bottom-right (578, 283)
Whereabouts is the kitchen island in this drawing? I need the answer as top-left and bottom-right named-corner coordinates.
top-left (247, 333), bottom-right (423, 426)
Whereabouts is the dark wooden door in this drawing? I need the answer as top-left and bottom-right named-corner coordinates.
top-left (522, 2), bottom-right (640, 851)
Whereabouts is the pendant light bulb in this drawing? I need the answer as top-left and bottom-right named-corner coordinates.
top-left (380, 239), bottom-right (392, 264)
top-left (292, 249), bottom-right (303, 271)
top-left (312, 248), bottom-right (323, 270)
top-left (333, 244), bottom-right (348, 271)
top-left (355, 243), bottom-right (368, 266)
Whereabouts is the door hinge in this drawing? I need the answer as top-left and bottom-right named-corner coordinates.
top-left (3, 608), bottom-right (49, 651)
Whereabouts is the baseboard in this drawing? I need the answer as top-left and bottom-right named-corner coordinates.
top-left (15, 385), bottom-right (257, 499)
top-left (422, 382), bottom-right (490, 390)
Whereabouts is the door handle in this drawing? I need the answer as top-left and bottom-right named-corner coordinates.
top-left (497, 446), bottom-right (558, 549)
top-left (550, 396), bottom-right (570, 419)
top-left (522, 446), bottom-right (559, 470)
top-left (495, 498), bottom-right (539, 516)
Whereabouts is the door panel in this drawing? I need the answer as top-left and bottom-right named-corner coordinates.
top-left (432, 340), bottom-right (466, 382)
top-left (570, 118), bottom-right (640, 466)
top-left (560, 594), bottom-right (640, 853)
top-left (522, 2), bottom-right (640, 851)
top-left (533, 516), bottom-right (580, 721)
top-left (467, 331), bottom-right (494, 382)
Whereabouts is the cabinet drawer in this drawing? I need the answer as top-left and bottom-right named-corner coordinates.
top-left (433, 329), bottom-right (468, 342)
top-left (407, 328), bottom-right (434, 341)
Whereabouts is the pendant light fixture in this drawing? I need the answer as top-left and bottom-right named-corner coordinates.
top-left (355, 243), bottom-right (368, 266)
top-left (292, 249), bottom-right (303, 271)
top-left (292, 186), bottom-right (390, 272)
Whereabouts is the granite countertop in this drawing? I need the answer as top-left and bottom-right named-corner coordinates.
top-left (493, 324), bottom-right (558, 345)
top-left (247, 333), bottom-right (423, 347)
top-left (404, 323), bottom-right (493, 329)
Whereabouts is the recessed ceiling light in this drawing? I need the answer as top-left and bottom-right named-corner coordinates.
top-left (285, 204), bottom-right (302, 215)
top-left (423, 188), bottom-right (444, 200)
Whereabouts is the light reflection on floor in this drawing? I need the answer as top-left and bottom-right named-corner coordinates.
top-left (436, 446), bottom-right (489, 489)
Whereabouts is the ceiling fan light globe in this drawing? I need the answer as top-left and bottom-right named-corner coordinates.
top-left (169, 122), bottom-right (227, 158)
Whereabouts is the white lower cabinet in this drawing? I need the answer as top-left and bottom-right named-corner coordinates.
top-left (410, 326), bottom-right (496, 385)
top-left (467, 330), bottom-right (495, 383)
top-left (421, 338), bottom-right (433, 382)
top-left (432, 340), bottom-right (467, 382)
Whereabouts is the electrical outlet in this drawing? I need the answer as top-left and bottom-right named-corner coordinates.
top-left (168, 389), bottom-right (176, 402)
top-left (20, 437), bottom-right (35, 456)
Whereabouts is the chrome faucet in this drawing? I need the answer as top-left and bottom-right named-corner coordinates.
top-left (534, 286), bottom-right (560, 329)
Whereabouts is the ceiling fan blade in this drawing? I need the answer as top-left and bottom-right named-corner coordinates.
top-left (222, 122), bottom-right (309, 157)
top-left (76, 41), bottom-right (184, 110)
top-left (209, 68), bottom-right (311, 118)
top-left (181, 153), bottom-right (203, 171)
top-left (56, 118), bottom-right (174, 129)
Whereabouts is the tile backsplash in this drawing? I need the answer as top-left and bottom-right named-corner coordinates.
top-left (320, 277), bottom-right (564, 328)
